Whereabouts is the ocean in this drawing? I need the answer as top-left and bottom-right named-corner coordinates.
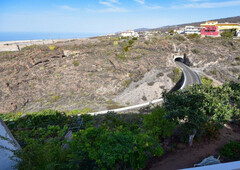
top-left (0, 32), bottom-right (102, 42)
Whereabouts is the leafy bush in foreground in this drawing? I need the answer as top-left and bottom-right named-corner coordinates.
top-left (163, 84), bottom-right (239, 140)
top-left (1, 110), bottom-right (164, 169)
top-left (16, 126), bottom-right (69, 169)
top-left (68, 126), bottom-right (163, 169)
top-left (143, 107), bottom-right (175, 141)
top-left (220, 141), bottom-right (240, 162)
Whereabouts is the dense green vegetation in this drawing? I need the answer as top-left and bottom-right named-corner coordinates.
top-left (220, 141), bottom-right (240, 162)
top-left (221, 29), bottom-right (237, 39)
top-left (163, 82), bottom-right (239, 140)
top-left (0, 81), bottom-right (239, 169)
top-left (200, 76), bottom-right (213, 86)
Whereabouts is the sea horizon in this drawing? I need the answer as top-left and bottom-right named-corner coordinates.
top-left (0, 32), bottom-right (104, 42)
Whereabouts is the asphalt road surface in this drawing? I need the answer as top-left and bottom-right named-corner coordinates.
top-left (175, 61), bottom-right (201, 89)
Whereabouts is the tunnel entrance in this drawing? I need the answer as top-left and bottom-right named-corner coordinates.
top-left (173, 54), bottom-right (184, 62)
top-left (175, 57), bottom-right (184, 62)
top-left (174, 54), bottom-right (192, 66)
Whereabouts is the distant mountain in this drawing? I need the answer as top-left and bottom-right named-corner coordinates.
top-left (134, 28), bottom-right (150, 32)
top-left (167, 16), bottom-right (240, 28)
top-left (134, 16), bottom-right (240, 32)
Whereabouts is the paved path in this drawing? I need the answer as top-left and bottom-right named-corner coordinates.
top-left (175, 61), bottom-right (201, 89)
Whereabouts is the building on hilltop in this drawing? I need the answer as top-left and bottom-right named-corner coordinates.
top-left (216, 23), bottom-right (240, 32)
top-left (200, 21), bottom-right (218, 27)
top-left (120, 30), bottom-right (139, 38)
top-left (201, 26), bottom-right (220, 37)
top-left (201, 21), bottom-right (240, 34)
top-left (174, 27), bottom-right (185, 34)
top-left (184, 26), bottom-right (201, 34)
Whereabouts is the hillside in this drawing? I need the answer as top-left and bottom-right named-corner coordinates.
top-left (0, 33), bottom-right (240, 114)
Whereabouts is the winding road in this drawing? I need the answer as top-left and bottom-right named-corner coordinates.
top-left (175, 61), bottom-right (201, 89)
top-left (86, 60), bottom-right (201, 115)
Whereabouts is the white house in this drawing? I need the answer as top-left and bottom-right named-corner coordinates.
top-left (237, 30), bottom-right (240, 37)
top-left (120, 30), bottom-right (139, 37)
top-left (175, 28), bottom-right (185, 34)
top-left (184, 26), bottom-right (201, 34)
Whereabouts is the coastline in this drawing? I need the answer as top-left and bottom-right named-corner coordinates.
top-left (0, 38), bottom-right (87, 52)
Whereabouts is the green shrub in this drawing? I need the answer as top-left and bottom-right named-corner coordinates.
top-left (228, 81), bottom-right (240, 109)
top-left (163, 84), bottom-right (237, 140)
top-left (121, 79), bottom-right (131, 87)
top-left (221, 30), bottom-right (236, 39)
top-left (73, 60), bottom-right (79, 67)
top-left (121, 36), bottom-right (128, 39)
top-left (68, 126), bottom-right (163, 169)
top-left (174, 35), bottom-right (186, 41)
top-left (210, 69), bottom-right (217, 75)
top-left (144, 41), bottom-right (149, 45)
top-left (106, 103), bottom-right (123, 110)
top-left (169, 30), bottom-right (174, 34)
top-left (22, 45), bottom-right (38, 50)
top-left (186, 33), bottom-right (201, 39)
top-left (123, 45), bottom-right (132, 52)
top-left (113, 41), bottom-right (118, 46)
top-left (220, 141), bottom-right (240, 162)
top-left (192, 48), bottom-right (200, 54)
top-left (128, 39), bottom-right (134, 45)
top-left (143, 107), bottom-right (175, 141)
top-left (1, 110), bottom-right (70, 130)
top-left (200, 76), bottom-right (213, 86)
top-left (116, 53), bottom-right (127, 60)
top-left (16, 126), bottom-right (69, 169)
top-left (235, 56), bottom-right (240, 61)
top-left (49, 95), bottom-right (60, 103)
top-left (132, 37), bottom-right (138, 40)
top-left (172, 67), bottom-right (182, 83)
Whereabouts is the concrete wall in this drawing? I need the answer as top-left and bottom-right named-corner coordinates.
top-left (181, 161), bottom-right (240, 170)
top-left (0, 118), bottom-right (21, 170)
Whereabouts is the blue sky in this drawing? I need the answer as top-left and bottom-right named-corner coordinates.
top-left (0, 0), bottom-right (240, 34)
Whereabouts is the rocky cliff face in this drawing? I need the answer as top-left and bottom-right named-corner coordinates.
top-left (0, 35), bottom-right (239, 113)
